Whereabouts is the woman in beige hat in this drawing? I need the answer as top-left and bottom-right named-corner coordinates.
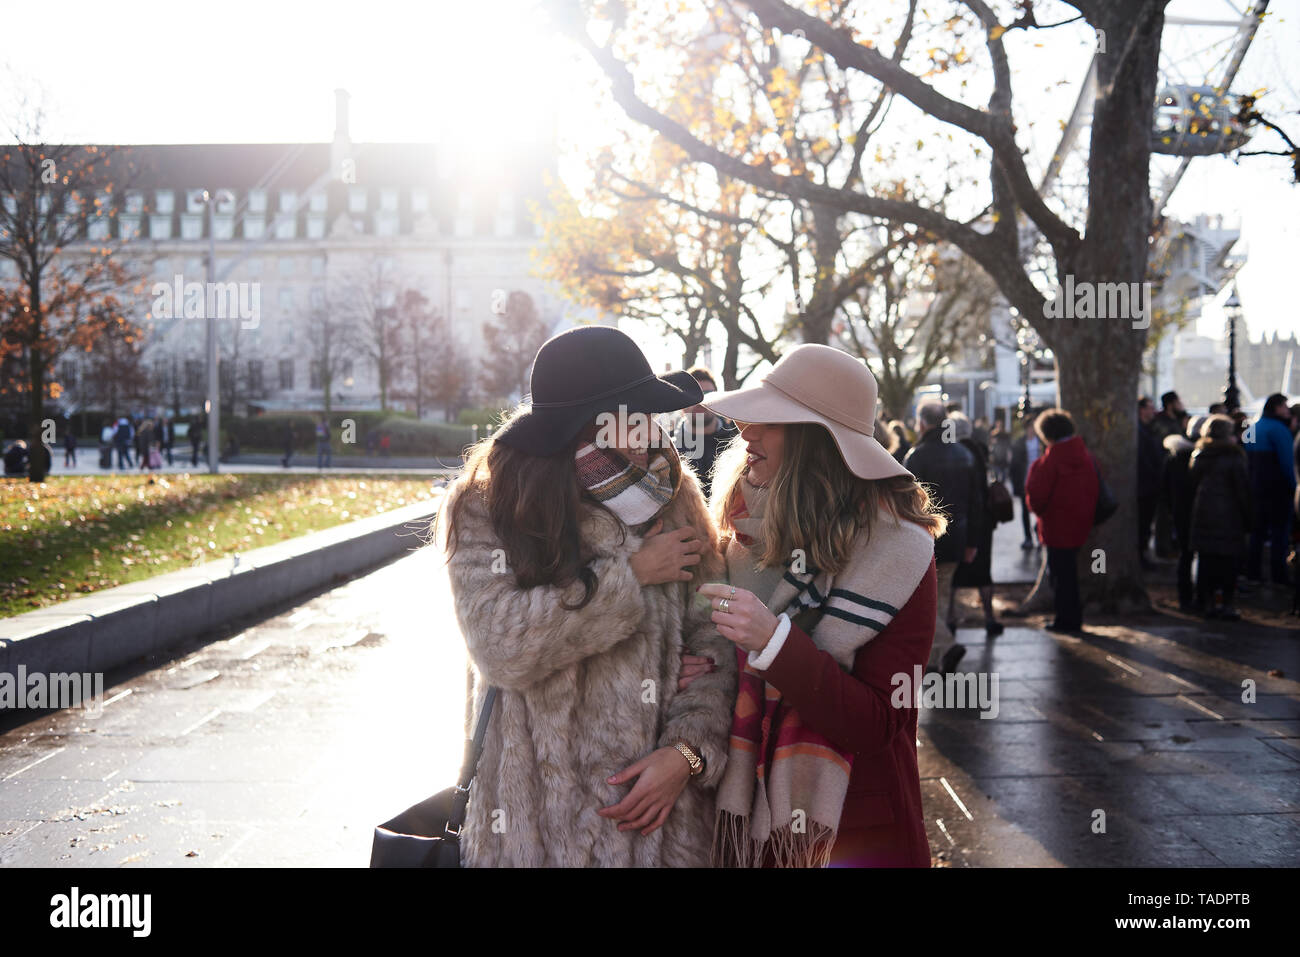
top-left (692, 343), bottom-right (944, 867)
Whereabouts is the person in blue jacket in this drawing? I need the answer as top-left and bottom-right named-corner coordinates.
top-left (1243, 393), bottom-right (1296, 585)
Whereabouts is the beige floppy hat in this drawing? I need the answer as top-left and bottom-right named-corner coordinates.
top-left (703, 344), bottom-right (912, 480)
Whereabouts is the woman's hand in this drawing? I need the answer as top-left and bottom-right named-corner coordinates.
top-left (629, 519), bottom-right (702, 586)
top-left (599, 747), bottom-right (693, 835)
top-left (678, 652), bottom-right (715, 690)
top-left (697, 583), bottom-right (779, 654)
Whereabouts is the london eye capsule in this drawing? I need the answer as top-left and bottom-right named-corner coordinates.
top-left (1151, 84), bottom-right (1252, 156)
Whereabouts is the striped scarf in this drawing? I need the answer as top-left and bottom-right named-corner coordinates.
top-left (574, 431), bottom-right (681, 526)
top-left (713, 479), bottom-right (934, 868)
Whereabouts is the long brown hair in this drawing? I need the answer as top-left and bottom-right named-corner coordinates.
top-left (438, 408), bottom-right (623, 610)
top-left (711, 422), bottom-right (947, 576)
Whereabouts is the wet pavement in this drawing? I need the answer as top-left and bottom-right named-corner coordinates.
top-left (1, 514), bottom-right (1297, 867)
top-left (0, 545), bottom-right (464, 867)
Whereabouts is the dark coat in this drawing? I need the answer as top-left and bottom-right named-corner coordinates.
top-left (1137, 421), bottom-right (1164, 499)
top-left (674, 416), bottom-right (737, 499)
top-left (904, 430), bottom-right (980, 562)
top-left (1188, 439), bottom-right (1252, 557)
top-left (1025, 435), bottom-right (1099, 549)
top-left (1163, 434), bottom-right (1195, 545)
top-left (954, 438), bottom-right (994, 588)
top-left (1009, 434), bottom-right (1042, 497)
top-left (761, 558), bottom-right (937, 867)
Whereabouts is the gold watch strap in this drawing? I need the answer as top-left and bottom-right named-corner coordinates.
top-left (673, 741), bottom-right (703, 775)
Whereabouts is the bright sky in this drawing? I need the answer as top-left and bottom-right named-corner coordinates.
top-left (2, 0), bottom-right (1295, 345)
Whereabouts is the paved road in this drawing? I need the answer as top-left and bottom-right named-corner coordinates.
top-left (0, 545), bottom-right (464, 867)
top-left (2, 518), bottom-right (1297, 867)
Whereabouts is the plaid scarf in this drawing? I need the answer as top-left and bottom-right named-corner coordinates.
top-left (713, 482), bottom-right (852, 868)
top-left (574, 428), bottom-right (681, 526)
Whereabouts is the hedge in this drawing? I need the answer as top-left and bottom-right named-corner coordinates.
top-left (226, 413), bottom-right (473, 457)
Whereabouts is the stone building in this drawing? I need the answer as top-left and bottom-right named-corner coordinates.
top-left (15, 91), bottom-right (567, 422)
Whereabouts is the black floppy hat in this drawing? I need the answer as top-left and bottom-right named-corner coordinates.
top-left (493, 325), bottom-right (703, 457)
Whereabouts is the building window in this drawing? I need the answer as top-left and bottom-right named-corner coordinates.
top-left (187, 257), bottom-right (204, 275)
top-left (348, 187), bottom-right (367, 213)
top-left (248, 359), bottom-right (263, 392)
top-left (60, 362), bottom-right (78, 390)
top-left (310, 255), bottom-right (326, 276)
top-left (248, 189), bottom-right (267, 213)
top-left (245, 257), bottom-right (263, 277)
top-left (186, 189), bottom-right (207, 214)
top-left (380, 188), bottom-right (398, 211)
top-left (279, 288), bottom-right (293, 313)
top-left (310, 286), bottom-right (324, 308)
top-left (279, 358), bottom-right (294, 390)
top-left (181, 215), bottom-right (203, 240)
top-left (274, 216), bottom-right (296, 240)
top-left (155, 190), bottom-right (175, 214)
top-left (88, 219), bottom-right (110, 240)
top-left (411, 188), bottom-right (429, 213)
top-left (495, 192), bottom-right (515, 237)
top-left (184, 359), bottom-right (203, 391)
top-left (375, 213), bottom-right (398, 237)
top-left (125, 191), bottom-right (145, 215)
top-left (307, 216), bottom-right (326, 239)
top-left (456, 194), bottom-right (474, 237)
top-left (150, 215), bottom-right (172, 240)
top-left (278, 257), bottom-right (296, 276)
top-left (309, 192), bottom-right (328, 213)
top-left (213, 216), bottom-right (234, 240)
top-left (244, 217), bottom-right (265, 240)
top-left (309, 360), bottom-right (322, 390)
top-left (215, 191), bottom-right (236, 214)
top-left (279, 190), bottom-right (297, 213)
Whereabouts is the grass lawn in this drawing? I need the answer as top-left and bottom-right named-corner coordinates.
top-left (0, 473), bottom-right (447, 619)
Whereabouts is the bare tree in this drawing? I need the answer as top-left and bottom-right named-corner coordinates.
top-left (334, 257), bottom-right (404, 412)
top-left (77, 307), bottom-right (150, 418)
top-left (0, 93), bottom-right (141, 480)
top-left (480, 290), bottom-right (551, 402)
top-left (837, 239), bottom-right (997, 420)
top-left (557, 0), bottom-right (1187, 609)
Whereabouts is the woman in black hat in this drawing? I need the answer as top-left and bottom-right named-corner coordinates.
top-left (436, 326), bottom-right (737, 867)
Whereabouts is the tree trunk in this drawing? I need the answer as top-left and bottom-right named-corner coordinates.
top-left (1021, 0), bottom-right (1165, 614)
top-left (27, 350), bottom-right (47, 483)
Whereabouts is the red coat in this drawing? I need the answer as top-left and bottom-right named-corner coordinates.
top-left (759, 558), bottom-right (937, 867)
top-left (1025, 435), bottom-right (1099, 549)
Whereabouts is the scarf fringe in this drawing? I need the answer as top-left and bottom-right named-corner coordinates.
top-left (712, 810), bottom-right (837, 869)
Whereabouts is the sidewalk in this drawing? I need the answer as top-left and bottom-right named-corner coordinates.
top-left (925, 504), bottom-right (1300, 866)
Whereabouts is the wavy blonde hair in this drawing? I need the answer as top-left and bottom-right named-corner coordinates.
top-left (710, 422), bottom-right (947, 576)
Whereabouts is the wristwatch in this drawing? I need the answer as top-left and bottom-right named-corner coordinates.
top-left (673, 741), bottom-right (705, 776)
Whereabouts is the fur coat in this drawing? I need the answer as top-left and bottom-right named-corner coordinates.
top-left (443, 465), bottom-right (737, 867)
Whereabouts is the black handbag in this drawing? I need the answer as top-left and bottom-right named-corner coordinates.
top-left (370, 686), bottom-right (498, 868)
top-left (1092, 461), bottom-right (1118, 526)
top-left (987, 479), bottom-right (1015, 524)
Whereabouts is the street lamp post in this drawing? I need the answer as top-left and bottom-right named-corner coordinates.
top-left (201, 189), bottom-right (234, 474)
top-left (1015, 320), bottom-right (1037, 421)
top-left (1223, 285), bottom-right (1242, 412)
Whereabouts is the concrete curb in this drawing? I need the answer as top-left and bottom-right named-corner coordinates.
top-left (0, 498), bottom-right (440, 682)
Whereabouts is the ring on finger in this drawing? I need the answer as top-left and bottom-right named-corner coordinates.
top-left (719, 598), bottom-right (730, 612)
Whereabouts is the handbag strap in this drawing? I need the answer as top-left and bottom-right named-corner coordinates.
top-left (445, 686), bottom-right (498, 837)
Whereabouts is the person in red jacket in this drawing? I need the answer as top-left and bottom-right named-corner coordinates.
top-left (1025, 408), bottom-right (1099, 633)
top-left (686, 345), bottom-right (943, 868)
